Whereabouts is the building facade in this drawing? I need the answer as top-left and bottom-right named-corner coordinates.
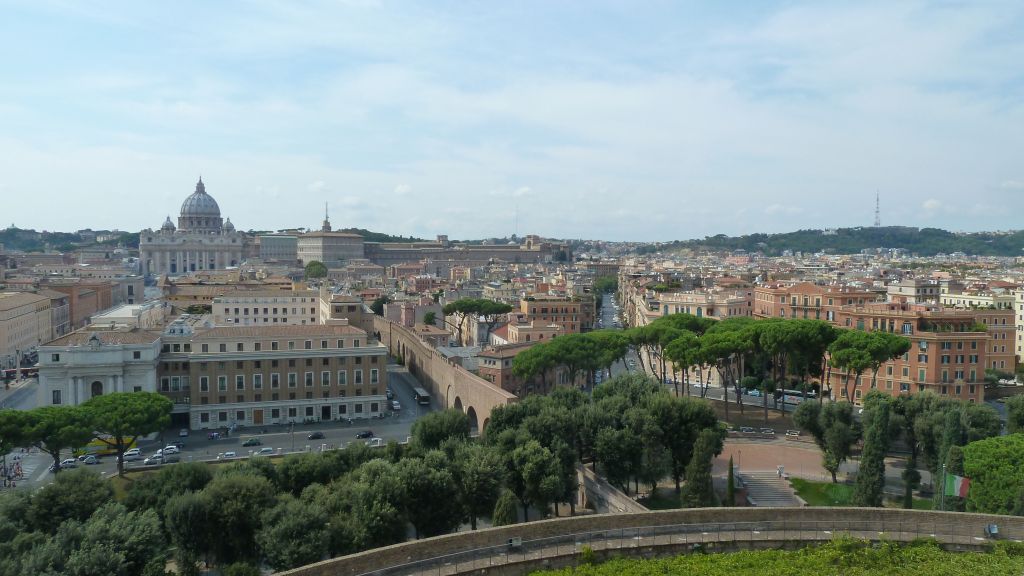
top-left (139, 179), bottom-right (247, 276)
top-left (212, 291), bottom-right (321, 326)
top-left (0, 292), bottom-right (52, 369)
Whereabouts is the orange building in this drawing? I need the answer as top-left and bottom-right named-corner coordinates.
top-left (753, 283), bottom-right (882, 323)
top-left (519, 294), bottom-right (582, 334)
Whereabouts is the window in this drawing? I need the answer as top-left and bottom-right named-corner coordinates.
top-left (254, 374), bottom-right (263, 389)
top-left (288, 373), bottom-right (297, 387)
top-left (272, 341), bottom-right (279, 351)
top-left (337, 339), bottom-right (344, 348)
top-left (271, 373), bottom-right (280, 388)
top-left (271, 408), bottom-right (280, 419)
top-left (219, 411), bottom-right (228, 422)
top-left (288, 407), bottom-right (297, 418)
top-left (304, 340), bottom-right (312, 350)
top-left (255, 342), bottom-right (262, 351)
top-left (218, 376), bottom-right (227, 391)
top-left (321, 340), bottom-right (328, 349)
top-left (354, 339), bottom-right (360, 347)
top-left (219, 343), bottom-right (227, 352)
top-left (200, 413), bottom-right (209, 423)
top-left (202, 344), bottom-right (209, 352)
top-left (236, 410), bottom-right (245, 423)
top-left (200, 376), bottom-right (209, 392)
top-left (52, 390), bottom-right (61, 404)
top-left (370, 369), bottom-right (379, 384)
top-left (354, 370), bottom-right (363, 385)
top-left (321, 371), bottom-right (331, 386)
top-left (305, 372), bottom-right (314, 387)
top-left (133, 351), bottom-right (141, 360)
top-left (305, 406), bottom-right (314, 417)
top-left (161, 377), bottom-right (170, 392)
top-left (918, 368), bottom-right (926, 382)
top-left (338, 371), bottom-right (347, 385)
top-left (235, 375), bottom-right (244, 390)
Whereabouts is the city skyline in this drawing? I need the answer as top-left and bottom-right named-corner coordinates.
top-left (2, 1), bottom-right (1022, 241)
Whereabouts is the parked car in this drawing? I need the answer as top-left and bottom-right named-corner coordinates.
top-left (386, 388), bottom-right (394, 400)
top-left (390, 400), bottom-right (401, 411)
top-left (218, 451), bottom-right (237, 459)
top-left (158, 445), bottom-right (180, 456)
top-left (760, 428), bottom-right (776, 435)
top-left (355, 430), bottom-right (374, 439)
top-left (81, 455), bottom-right (100, 465)
top-left (242, 437), bottom-right (262, 447)
top-left (740, 427), bottom-right (756, 434)
top-left (785, 430), bottom-right (801, 437)
top-left (178, 428), bottom-right (189, 437)
top-left (307, 431), bottom-right (325, 440)
top-left (747, 389), bottom-right (762, 397)
top-left (59, 458), bottom-right (78, 469)
top-left (255, 447), bottom-right (275, 456)
top-left (120, 448), bottom-right (142, 462)
top-left (143, 454), bottom-right (163, 466)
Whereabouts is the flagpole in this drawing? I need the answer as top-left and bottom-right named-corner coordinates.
top-left (940, 463), bottom-right (946, 511)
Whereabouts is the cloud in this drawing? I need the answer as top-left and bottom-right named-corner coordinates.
top-left (999, 180), bottom-right (1024, 191)
top-left (393, 184), bottom-right (412, 196)
top-left (763, 204), bottom-right (803, 215)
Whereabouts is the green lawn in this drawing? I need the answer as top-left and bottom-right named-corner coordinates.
top-left (790, 478), bottom-right (934, 509)
top-left (790, 477), bottom-right (854, 506)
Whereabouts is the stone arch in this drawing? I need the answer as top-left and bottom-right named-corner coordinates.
top-left (90, 380), bottom-right (103, 398)
top-left (466, 406), bottom-right (479, 434)
top-left (481, 417), bottom-right (490, 432)
top-left (453, 396), bottom-right (464, 412)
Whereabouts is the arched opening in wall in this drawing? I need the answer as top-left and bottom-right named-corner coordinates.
top-left (90, 381), bottom-right (103, 398)
top-left (466, 406), bottom-right (479, 435)
top-left (481, 418), bottom-right (490, 433)
top-left (453, 396), bottom-right (463, 412)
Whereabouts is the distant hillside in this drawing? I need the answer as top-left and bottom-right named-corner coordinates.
top-left (640, 226), bottom-right (1024, 257)
top-left (339, 228), bottom-right (425, 243)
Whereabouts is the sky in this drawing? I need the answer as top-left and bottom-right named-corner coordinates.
top-left (1, 1), bottom-right (1022, 242)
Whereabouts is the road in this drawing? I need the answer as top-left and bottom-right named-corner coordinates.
top-left (3, 361), bottom-right (434, 488)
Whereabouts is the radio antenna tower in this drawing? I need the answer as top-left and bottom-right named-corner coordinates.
top-left (874, 192), bottom-right (881, 227)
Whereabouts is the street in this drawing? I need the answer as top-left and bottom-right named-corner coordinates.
top-left (2, 361), bottom-right (434, 489)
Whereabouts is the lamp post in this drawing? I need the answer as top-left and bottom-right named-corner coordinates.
top-left (290, 422), bottom-right (295, 452)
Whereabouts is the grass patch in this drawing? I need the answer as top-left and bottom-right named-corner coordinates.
top-left (790, 477), bottom-right (853, 506)
top-left (638, 487), bottom-right (684, 510)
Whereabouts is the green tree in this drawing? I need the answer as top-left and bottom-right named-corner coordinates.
top-left (201, 473), bottom-right (277, 564)
top-left (82, 392), bottom-right (173, 476)
top-left (411, 409), bottom-right (470, 450)
top-left (492, 489), bottom-right (519, 526)
top-left (852, 394), bottom-right (890, 507)
top-left (75, 503), bottom-right (165, 576)
top-left (257, 496), bottom-right (330, 571)
top-left (27, 468), bottom-right (113, 534)
top-left (794, 401), bottom-right (859, 483)
top-left (164, 491), bottom-right (211, 576)
top-left (962, 433), bottom-right (1024, 515)
top-left (680, 428), bottom-right (723, 508)
top-left (124, 461), bottom-right (213, 520)
top-left (303, 260), bottom-right (327, 279)
top-left (593, 276), bottom-right (618, 294)
top-left (423, 311), bottom-right (437, 326)
top-left (453, 442), bottom-right (504, 529)
top-left (511, 440), bottom-right (564, 520)
top-left (594, 427), bottom-right (641, 493)
top-left (1005, 395), bottom-right (1024, 434)
top-left (23, 406), bottom-right (94, 476)
top-left (370, 295), bottom-right (391, 316)
top-left (398, 453), bottom-right (462, 538)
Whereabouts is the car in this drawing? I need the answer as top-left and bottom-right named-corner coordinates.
top-left (785, 430), bottom-right (801, 437)
top-left (81, 455), bottom-right (100, 465)
top-left (59, 458), bottom-right (78, 469)
top-left (355, 430), bottom-right (374, 439)
top-left (307, 431), bottom-right (325, 440)
top-left (119, 449), bottom-right (142, 462)
top-left (218, 451), bottom-right (237, 459)
top-left (242, 437), bottom-right (262, 447)
top-left (740, 427), bottom-right (756, 434)
top-left (158, 445), bottom-right (180, 455)
top-left (760, 428), bottom-right (776, 435)
top-left (391, 400), bottom-right (401, 411)
top-left (143, 454), bottom-right (163, 466)
top-left (386, 388), bottom-right (394, 400)
top-left (255, 447), bottom-right (275, 456)
top-left (178, 428), bottom-right (189, 437)
top-left (747, 389), bottom-right (762, 397)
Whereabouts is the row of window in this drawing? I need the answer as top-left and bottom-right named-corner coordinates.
top-left (223, 306), bottom-right (317, 315)
top-left (162, 355), bottom-right (376, 373)
top-left (198, 402), bottom-right (378, 424)
top-left (163, 338), bottom-right (363, 354)
top-left (162, 368), bottom-right (380, 392)
top-left (843, 382), bottom-right (977, 399)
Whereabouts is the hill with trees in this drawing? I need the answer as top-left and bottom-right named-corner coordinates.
top-left (636, 226), bottom-right (1024, 257)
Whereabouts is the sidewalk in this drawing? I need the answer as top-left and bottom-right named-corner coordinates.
top-left (0, 378), bottom-right (34, 409)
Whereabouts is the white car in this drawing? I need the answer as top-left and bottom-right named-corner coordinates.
top-left (59, 458), bottom-right (78, 469)
top-left (120, 448), bottom-right (142, 462)
top-left (391, 400), bottom-right (401, 411)
top-left (159, 445), bottom-right (180, 455)
top-left (254, 447), bottom-right (275, 456)
top-left (178, 428), bottom-right (189, 437)
top-left (143, 454), bottom-right (164, 466)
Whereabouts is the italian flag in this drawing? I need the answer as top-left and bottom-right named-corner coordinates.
top-left (944, 473), bottom-right (970, 498)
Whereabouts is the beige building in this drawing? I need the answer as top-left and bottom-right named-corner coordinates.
top-left (296, 212), bottom-right (365, 267)
top-left (159, 322), bottom-right (388, 429)
top-left (139, 178), bottom-right (248, 276)
top-left (212, 291), bottom-right (321, 326)
top-left (0, 292), bottom-right (52, 369)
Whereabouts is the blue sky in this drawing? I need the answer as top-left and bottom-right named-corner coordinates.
top-left (1, 1), bottom-right (1022, 241)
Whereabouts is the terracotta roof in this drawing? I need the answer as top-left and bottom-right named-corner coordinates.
top-left (198, 325), bottom-right (366, 338)
top-left (479, 342), bottom-right (534, 358)
top-left (45, 329), bottom-right (160, 347)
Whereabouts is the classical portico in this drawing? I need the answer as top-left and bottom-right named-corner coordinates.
top-left (139, 178), bottom-right (246, 276)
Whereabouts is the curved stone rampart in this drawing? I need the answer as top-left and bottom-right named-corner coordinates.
top-left (279, 507), bottom-right (1024, 576)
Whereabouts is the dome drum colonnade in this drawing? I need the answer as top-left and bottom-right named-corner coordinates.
top-left (139, 179), bottom-right (244, 276)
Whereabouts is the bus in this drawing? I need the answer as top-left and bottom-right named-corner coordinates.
top-left (779, 389), bottom-right (817, 402)
top-left (73, 436), bottom-right (137, 457)
top-left (412, 386), bottom-right (431, 406)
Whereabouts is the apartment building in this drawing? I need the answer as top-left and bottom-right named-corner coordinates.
top-left (886, 278), bottom-right (941, 304)
top-left (211, 291), bottom-right (321, 326)
top-left (519, 294), bottom-right (582, 334)
top-left (833, 302), bottom-right (988, 404)
top-left (973, 308), bottom-right (1015, 372)
top-left (753, 283), bottom-right (881, 322)
top-left (477, 342), bottom-right (575, 397)
top-left (654, 290), bottom-right (752, 320)
top-left (159, 322), bottom-right (387, 429)
top-left (0, 292), bottom-right (52, 369)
